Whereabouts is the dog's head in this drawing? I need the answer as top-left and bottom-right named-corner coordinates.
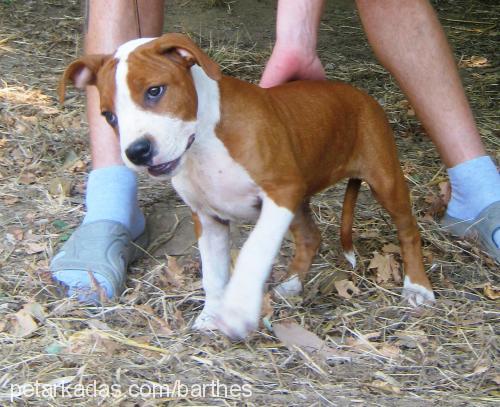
top-left (59, 33), bottom-right (221, 178)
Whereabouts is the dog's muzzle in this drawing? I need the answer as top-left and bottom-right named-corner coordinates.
top-left (145, 133), bottom-right (196, 177)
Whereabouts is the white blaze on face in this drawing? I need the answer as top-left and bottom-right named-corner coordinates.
top-left (113, 38), bottom-right (196, 170)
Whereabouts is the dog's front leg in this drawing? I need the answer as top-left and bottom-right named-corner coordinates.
top-left (214, 195), bottom-right (295, 340)
top-left (192, 212), bottom-right (230, 332)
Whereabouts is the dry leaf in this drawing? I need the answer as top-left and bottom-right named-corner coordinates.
top-left (160, 256), bottom-right (185, 288)
top-left (261, 292), bottom-right (273, 318)
top-left (334, 279), bottom-right (360, 299)
top-left (423, 185), bottom-right (449, 219)
top-left (483, 283), bottom-right (500, 300)
top-left (48, 176), bottom-right (72, 197)
top-left (368, 379), bottom-right (401, 394)
top-left (378, 343), bottom-right (402, 358)
top-left (2, 195), bottom-right (19, 205)
top-left (8, 227), bottom-right (24, 241)
top-left (87, 319), bottom-right (111, 331)
top-left (273, 321), bottom-right (354, 362)
top-left (368, 252), bottom-right (401, 284)
top-left (18, 171), bottom-right (37, 184)
top-left (67, 329), bottom-right (120, 355)
top-left (346, 333), bottom-right (401, 360)
top-left (438, 181), bottom-right (451, 206)
top-left (25, 242), bottom-right (46, 254)
top-left (394, 329), bottom-right (428, 348)
top-left (151, 317), bottom-right (173, 337)
top-left (23, 302), bottom-right (46, 323)
top-left (8, 308), bottom-right (38, 338)
top-left (373, 371), bottom-right (401, 388)
top-left (382, 243), bottom-right (400, 255)
top-left (473, 364), bottom-right (489, 375)
top-left (459, 55), bottom-right (489, 68)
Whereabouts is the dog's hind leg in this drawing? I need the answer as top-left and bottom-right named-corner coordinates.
top-left (274, 200), bottom-right (321, 297)
top-left (365, 166), bottom-right (435, 306)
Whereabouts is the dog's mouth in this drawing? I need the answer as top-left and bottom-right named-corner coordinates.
top-left (147, 134), bottom-right (195, 177)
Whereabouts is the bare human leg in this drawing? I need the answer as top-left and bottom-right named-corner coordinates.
top-left (51, 1), bottom-right (166, 302)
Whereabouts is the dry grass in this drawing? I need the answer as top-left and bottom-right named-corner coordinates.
top-left (0, 0), bottom-right (498, 405)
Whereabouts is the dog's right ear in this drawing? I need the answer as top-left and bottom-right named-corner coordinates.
top-left (58, 54), bottom-right (110, 103)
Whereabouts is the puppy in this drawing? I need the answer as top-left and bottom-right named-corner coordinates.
top-left (60, 33), bottom-right (435, 340)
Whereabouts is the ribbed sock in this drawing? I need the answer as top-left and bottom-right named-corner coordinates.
top-left (446, 155), bottom-right (500, 246)
top-left (83, 165), bottom-right (145, 239)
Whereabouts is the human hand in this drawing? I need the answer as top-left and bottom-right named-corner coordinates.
top-left (260, 44), bottom-right (326, 88)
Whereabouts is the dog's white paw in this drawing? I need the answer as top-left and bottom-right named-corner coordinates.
top-left (274, 274), bottom-right (302, 297)
top-left (344, 250), bottom-right (356, 268)
top-left (192, 308), bottom-right (219, 332)
top-left (213, 297), bottom-right (260, 340)
top-left (402, 276), bottom-right (435, 307)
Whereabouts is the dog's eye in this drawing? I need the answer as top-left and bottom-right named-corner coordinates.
top-left (102, 111), bottom-right (117, 127)
top-left (146, 85), bottom-right (165, 101)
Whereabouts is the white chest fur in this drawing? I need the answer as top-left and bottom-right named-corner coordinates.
top-left (173, 137), bottom-right (261, 221)
top-left (171, 66), bottom-right (261, 221)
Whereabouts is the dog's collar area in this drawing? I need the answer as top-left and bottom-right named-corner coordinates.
top-left (147, 133), bottom-right (195, 177)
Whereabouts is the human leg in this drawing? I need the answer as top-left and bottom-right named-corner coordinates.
top-left (356, 0), bottom-right (500, 256)
top-left (51, 0), bottom-right (165, 302)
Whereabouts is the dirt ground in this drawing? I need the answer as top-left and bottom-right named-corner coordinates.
top-left (0, 0), bottom-right (499, 406)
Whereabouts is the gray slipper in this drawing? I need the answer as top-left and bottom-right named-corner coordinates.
top-left (441, 201), bottom-right (500, 263)
top-left (50, 220), bottom-right (149, 303)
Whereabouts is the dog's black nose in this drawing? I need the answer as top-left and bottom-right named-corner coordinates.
top-left (125, 138), bottom-right (153, 166)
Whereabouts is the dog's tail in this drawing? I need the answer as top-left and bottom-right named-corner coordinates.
top-left (341, 178), bottom-right (361, 268)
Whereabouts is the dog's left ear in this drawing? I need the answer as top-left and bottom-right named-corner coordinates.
top-left (58, 54), bottom-right (111, 103)
top-left (155, 33), bottom-right (221, 81)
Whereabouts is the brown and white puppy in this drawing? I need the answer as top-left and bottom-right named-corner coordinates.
top-left (60, 33), bottom-right (435, 340)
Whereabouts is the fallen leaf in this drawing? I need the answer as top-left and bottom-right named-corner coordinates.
top-left (48, 176), bottom-right (72, 197)
top-left (382, 243), bottom-right (400, 255)
top-left (273, 321), bottom-right (355, 363)
top-left (368, 379), bottom-right (401, 394)
top-left (334, 279), bottom-right (360, 299)
top-left (87, 319), bottom-right (111, 331)
top-left (2, 195), bottom-right (19, 205)
top-left (398, 99), bottom-right (415, 117)
top-left (423, 186), bottom-right (448, 219)
top-left (438, 181), bottom-right (451, 206)
top-left (378, 343), bottom-right (402, 358)
top-left (67, 329), bottom-right (120, 355)
top-left (23, 302), bottom-right (46, 323)
top-left (394, 329), bottom-right (428, 348)
top-left (172, 309), bottom-right (186, 329)
top-left (18, 171), bottom-right (37, 184)
top-left (473, 364), bottom-right (489, 375)
top-left (8, 309), bottom-right (38, 338)
top-left (8, 227), bottom-right (24, 241)
top-left (151, 317), bottom-right (173, 337)
top-left (346, 333), bottom-right (401, 360)
top-left (368, 252), bottom-right (401, 284)
top-left (373, 370), bottom-right (401, 388)
top-left (159, 256), bottom-right (185, 288)
top-left (459, 55), bottom-right (489, 68)
top-left (483, 283), bottom-right (500, 300)
top-left (25, 242), bottom-right (46, 254)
